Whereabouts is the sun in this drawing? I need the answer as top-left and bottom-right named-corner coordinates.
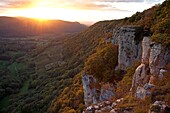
top-left (16, 0), bottom-right (57, 20)
top-left (21, 7), bottom-right (55, 20)
top-left (6, 0), bottom-right (88, 22)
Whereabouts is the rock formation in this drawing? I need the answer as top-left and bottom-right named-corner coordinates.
top-left (111, 26), bottom-right (143, 70)
top-left (82, 73), bottom-right (98, 106)
top-left (83, 25), bottom-right (170, 112)
top-left (131, 36), bottom-right (151, 96)
top-left (131, 36), bottom-right (170, 99)
top-left (82, 73), bottom-right (115, 106)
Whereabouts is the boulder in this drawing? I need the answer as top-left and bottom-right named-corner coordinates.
top-left (82, 73), bottom-right (115, 106)
top-left (150, 101), bottom-right (170, 113)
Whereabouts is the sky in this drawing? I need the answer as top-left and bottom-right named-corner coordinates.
top-left (0, 0), bottom-right (165, 25)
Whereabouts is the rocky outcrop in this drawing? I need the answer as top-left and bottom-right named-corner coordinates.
top-left (82, 73), bottom-right (98, 106)
top-left (99, 83), bottom-right (115, 101)
top-left (131, 36), bottom-right (170, 99)
top-left (82, 73), bottom-right (115, 106)
top-left (135, 83), bottom-right (155, 99)
top-left (149, 43), bottom-right (170, 77)
top-left (83, 25), bottom-right (170, 112)
top-left (83, 98), bottom-right (124, 113)
top-left (149, 101), bottom-right (170, 113)
top-left (112, 26), bottom-right (143, 70)
top-left (142, 36), bottom-right (151, 64)
top-left (83, 26), bottom-right (149, 106)
top-left (131, 37), bottom-right (150, 94)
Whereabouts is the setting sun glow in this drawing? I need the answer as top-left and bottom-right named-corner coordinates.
top-left (12, 1), bottom-right (63, 20)
top-left (0, 0), bottom-right (165, 25)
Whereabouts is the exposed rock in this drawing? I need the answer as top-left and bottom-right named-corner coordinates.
top-left (82, 73), bottom-right (98, 106)
top-left (83, 98), bottom-right (124, 113)
top-left (135, 83), bottom-right (154, 99)
top-left (110, 109), bottom-right (116, 113)
top-left (99, 83), bottom-right (115, 101)
top-left (110, 107), bottom-right (133, 113)
top-left (131, 36), bottom-right (170, 99)
top-left (149, 43), bottom-right (170, 83)
top-left (117, 26), bottom-right (143, 70)
top-left (106, 37), bottom-right (111, 44)
top-left (131, 64), bottom-right (150, 91)
top-left (142, 37), bottom-right (150, 64)
top-left (116, 98), bottom-right (124, 103)
top-left (149, 101), bottom-right (170, 113)
top-left (112, 26), bottom-right (143, 70)
top-left (111, 28), bottom-right (120, 45)
top-left (149, 43), bottom-right (170, 76)
top-left (159, 69), bottom-right (167, 79)
top-left (82, 73), bottom-right (115, 106)
top-left (131, 37), bottom-right (150, 91)
top-left (135, 86), bottom-right (146, 99)
top-left (149, 44), bottom-right (162, 76)
top-left (111, 102), bottom-right (117, 108)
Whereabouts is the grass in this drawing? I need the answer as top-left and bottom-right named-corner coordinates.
top-left (20, 71), bottom-right (34, 94)
top-left (8, 62), bottom-right (27, 78)
top-left (20, 78), bottom-right (31, 94)
top-left (0, 96), bottom-right (9, 112)
top-left (0, 60), bottom-right (8, 71)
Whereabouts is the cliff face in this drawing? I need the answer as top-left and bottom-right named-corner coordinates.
top-left (131, 37), bottom-right (170, 99)
top-left (112, 26), bottom-right (143, 70)
top-left (82, 26), bottom-right (144, 105)
top-left (82, 73), bottom-right (115, 106)
top-left (82, 25), bottom-right (170, 112)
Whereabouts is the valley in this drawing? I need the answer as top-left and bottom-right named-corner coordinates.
top-left (0, 32), bottom-right (87, 112)
top-left (0, 0), bottom-right (170, 113)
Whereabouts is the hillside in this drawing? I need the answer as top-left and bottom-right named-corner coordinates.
top-left (0, 16), bottom-right (87, 37)
top-left (0, 0), bottom-right (169, 113)
top-left (51, 0), bottom-right (170, 113)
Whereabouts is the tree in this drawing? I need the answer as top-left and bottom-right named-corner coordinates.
top-left (84, 44), bottom-right (118, 83)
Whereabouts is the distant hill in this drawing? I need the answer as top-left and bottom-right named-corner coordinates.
top-left (0, 16), bottom-right (87, 37)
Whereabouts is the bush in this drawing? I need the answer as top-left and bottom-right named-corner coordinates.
top-left (84, 44), bottom-right (118, 83)
top-left (68, 109), bottom-right (76, 113)
top-left (151, 33), bottom-right (170, 46)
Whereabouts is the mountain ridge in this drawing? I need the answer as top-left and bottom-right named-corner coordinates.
top-left (0, 16), bottom-right (87, 37)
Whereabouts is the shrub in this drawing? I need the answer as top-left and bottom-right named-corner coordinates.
top-left (84, 44), bottom-right (118, 83)
top-left (68, 109), bottom-right (76, 113)
top-left (151, 33), bottom-right (170, 46)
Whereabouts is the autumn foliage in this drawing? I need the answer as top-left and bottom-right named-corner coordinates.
top-left (84, 44), bottom-right (119, 83)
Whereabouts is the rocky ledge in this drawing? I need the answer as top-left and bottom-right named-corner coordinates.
top-left (83, 98), bottom-right (124, 113)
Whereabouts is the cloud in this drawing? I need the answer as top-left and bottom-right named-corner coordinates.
top-left (102, 0), bottom-right (144, 2)
top-left (0, 0), bottom-right (32, 9)
top-left (144, 0), bottom-right (164, 3)
top-left (0, 0), bottom-right (164, 10)
top-left (0, 0), bottom-right (165, 14)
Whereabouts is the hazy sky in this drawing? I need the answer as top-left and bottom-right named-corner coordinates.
top-left (0, 0), bottom-right (165, 25)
